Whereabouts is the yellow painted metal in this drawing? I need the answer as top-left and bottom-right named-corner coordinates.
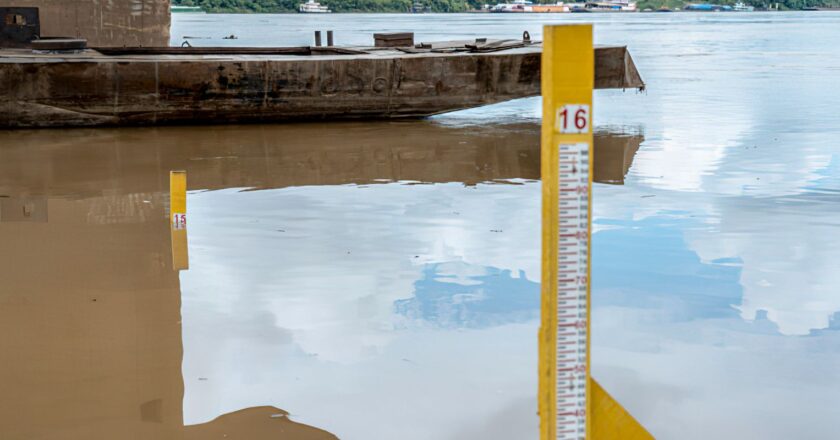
top-left (171, 227), bottom-right (189, 271)
top-left (170, 170), bottom-right (187, 222)
top-left (170, 171), bottom-right (189, 271)
top-left (591, 378), bottom-right (654, 440)
top-left (540, 23), bottom-right (594, 440)
top-left (539, 24), bottom-right (654, 440)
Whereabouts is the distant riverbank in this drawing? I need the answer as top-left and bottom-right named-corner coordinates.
top-left (173, 0), bottom-right (469, 13)
top-left (173, 0), bottom-right (840, 13)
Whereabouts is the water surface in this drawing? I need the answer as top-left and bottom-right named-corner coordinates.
top-left (1, 11), bottom-right (840, 440)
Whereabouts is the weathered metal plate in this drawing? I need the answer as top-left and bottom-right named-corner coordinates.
top-left (0, 44), bottom-right (644, 128)
top-left (594, 45), bottom-right (645, 90)
top-left (0, 7), bottom-right (40, 49)
top-left (10, 0), bottom-right (169, 47)
top-left (31, 38), bottom-right (87, 51)
top-left (93, 46), bottom-right (367, 56)
top-left (374, 32), bottom-right (414, 47)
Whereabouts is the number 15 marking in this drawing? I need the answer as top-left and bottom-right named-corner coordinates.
top-left (173, 213), bottom-right (187, 229)
top-left (555, 104), bottom-right (590, 134)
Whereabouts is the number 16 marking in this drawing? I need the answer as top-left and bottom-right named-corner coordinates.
top-left (555, 104), bottom-right (590, 134)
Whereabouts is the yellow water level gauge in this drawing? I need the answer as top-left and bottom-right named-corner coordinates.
top-left (539, 24), bottom-right (653, 440)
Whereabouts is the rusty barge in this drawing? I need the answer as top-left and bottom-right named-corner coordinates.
top-left (0, 8), bottom-right (643, 128)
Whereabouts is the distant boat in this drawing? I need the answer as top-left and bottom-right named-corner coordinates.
top-left (299, 0), bottom-right (331, 13)
top-left (170, 5), bottom-right (205, 13)
top-left (491, 1), bottom-right (572, 12)
top-left (656, 6), bottom-right (673, 11)
top-left (531, 2), bottom-right (570, 12)
top-left (733, 1), bottom-right (754, 11)
top-left (685, 3), bottom-right (733, 10)
top-left (586, 1), bottom-right (637, 11)
top-left (490, 0), bottom-right (534, 12)
top-left (486, 0), bottom-right (657, 12)
top-left (412, 1), bottom-right (432, 12)
top-left (567, 1), bottom-right (637, 11)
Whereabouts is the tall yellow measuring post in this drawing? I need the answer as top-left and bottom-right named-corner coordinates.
top-left (539, 24), bottom-right (653, 440)
top-left (539, 24), bottom-right (594, 440)
top-left (170, 170), bottom-right (189, 271)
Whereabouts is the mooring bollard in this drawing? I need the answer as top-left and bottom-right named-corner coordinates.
top-left (314, 30), bottom-right (322, 47)
top-left (539, 24), bottom-right (653, 440)
top-left (327, 30), bottom-right (334, 46)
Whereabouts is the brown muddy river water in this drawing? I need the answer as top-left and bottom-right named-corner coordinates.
top-left (2, 12), bottom-right (840, 440)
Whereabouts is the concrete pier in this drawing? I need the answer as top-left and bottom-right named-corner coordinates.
top-left (9, 0), bottom-right (170, 47)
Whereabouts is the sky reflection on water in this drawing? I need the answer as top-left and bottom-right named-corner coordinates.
top-left (171, 11), bottom-right (840, 439)
top-left (179, 181), bottom-right (544, 439)
top-left (0, 11), bottom-right (839, 440)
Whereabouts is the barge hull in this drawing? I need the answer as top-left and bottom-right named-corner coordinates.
top-left (0, 46), bottom-right (643, 128)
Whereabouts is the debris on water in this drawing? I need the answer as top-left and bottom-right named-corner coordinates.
top-left (277, 229), bottom-right (286, 232)
top-left (641, 195), bottom-right (656, 198)
top-left (490, 229), bottom-right (503, 232)
top-left (223, 34), bottom-right (238, 40)
top-left (198, 377), bottom-right (208, 381)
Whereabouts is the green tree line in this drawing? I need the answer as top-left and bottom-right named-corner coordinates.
top-left (173, 0), bottom-right (474, 12)
top-left (174, 0), bottom-right (839, 12)
top-left (637, 0), bottom-right (840, 10)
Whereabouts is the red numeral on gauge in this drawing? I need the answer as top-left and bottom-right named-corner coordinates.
top-left (555, 105), bottom-right (590, 134)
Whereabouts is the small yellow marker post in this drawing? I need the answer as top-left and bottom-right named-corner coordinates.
top-left (170, 170), bottom-right (189, 271)
top-left (540, 24), bottom-right (653, 440)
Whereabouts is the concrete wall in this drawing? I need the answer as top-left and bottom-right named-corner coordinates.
top-left (14, 0), bottom-right (170, 47)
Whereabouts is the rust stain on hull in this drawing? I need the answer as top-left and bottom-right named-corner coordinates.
top-left (0, 45), bottom-right (643, 128)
